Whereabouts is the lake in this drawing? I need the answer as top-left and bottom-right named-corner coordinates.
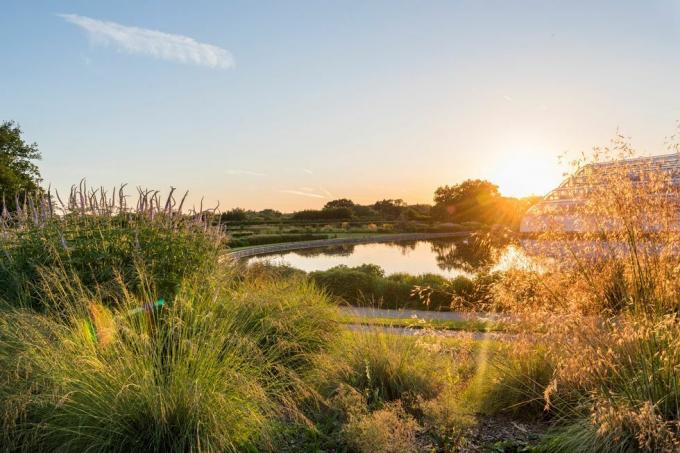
top-left (247, 237), bottom-right (497, 278)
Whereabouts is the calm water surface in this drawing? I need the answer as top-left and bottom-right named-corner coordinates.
top-left (248, 238), bottom-right (492, 278)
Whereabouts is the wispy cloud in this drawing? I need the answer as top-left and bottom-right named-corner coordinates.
top-left (280, 189), bottom-right (326, 199)
top-left (225, 169), bottom-right (266, 177)
top-left (59, 13), bottom-right (234, 68)
top-left (319, 186), bottom-right (334, 198)
top-left (301, 168), bottom-right (313, 175)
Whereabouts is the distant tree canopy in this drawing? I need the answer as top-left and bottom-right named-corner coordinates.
top-left (0, 121), bottom-right (42, 211)
top-left (323, 198), bottom-right (355, 210)
top-left (350, 204), bottom-right (377, 218)
top-left (432, 179), bottom-right (537, 227)
top-left (432, 179), bottom-right (499, 222)
top-left (259, 209), bottom-right (282, 219)
top-left (221, 208), bottom-right (248, 222)
top-left (220, 208), bottom-right (284, 223)
top-left (372, 199), bottom-right (406, 219)
top-left (434, 180), bottom-right (500, 208)
top-left (292, 207), bottom-right (353, 221)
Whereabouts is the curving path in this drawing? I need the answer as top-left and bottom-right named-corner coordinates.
top-left (340, 306), bottom-right (505, 322)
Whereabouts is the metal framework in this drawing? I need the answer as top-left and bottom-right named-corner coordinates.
top-left (520, 153), bottom-right (680, 233)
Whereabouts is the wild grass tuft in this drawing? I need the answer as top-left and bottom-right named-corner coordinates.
top-left (0, 265), bottom-right (339, 452)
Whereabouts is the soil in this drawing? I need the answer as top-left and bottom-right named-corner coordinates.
top-left (459, 415), bottom-right (549, 452)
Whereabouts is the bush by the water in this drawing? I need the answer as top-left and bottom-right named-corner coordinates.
top-left (308, 263), bottom-right (489, 310)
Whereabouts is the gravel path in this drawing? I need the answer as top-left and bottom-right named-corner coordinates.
top-left (339, 306), bottom-right (505, 322)
top-left (344, 323), bottom-right (513, 341)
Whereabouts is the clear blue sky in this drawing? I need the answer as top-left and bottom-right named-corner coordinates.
top-left (2, 1), bottom-right (679, 211)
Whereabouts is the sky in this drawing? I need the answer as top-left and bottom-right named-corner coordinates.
top-left (2, 1), bottom-right (680, 211)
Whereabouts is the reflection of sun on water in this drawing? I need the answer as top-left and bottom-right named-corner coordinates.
top-left (491, 245), bottom-right (545, 273)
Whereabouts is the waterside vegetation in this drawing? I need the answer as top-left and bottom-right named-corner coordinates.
top-left (0, 124), bottom-right (678, 451)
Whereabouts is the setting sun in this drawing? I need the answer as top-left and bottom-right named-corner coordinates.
top-left (489, 150), bottom-right (563, 198)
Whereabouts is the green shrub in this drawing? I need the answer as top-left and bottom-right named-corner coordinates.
top-left (0, 268), bottom-right (340, 452)
top-left (309, 264), bottom-right (477, 310)
top-left (0, 190), bottom-right (222, 309)
top-left (292, 208), bottom-right (353, 221)
top-left (321, 332), bottom-right (449, 408)
top-left (464, 343), bottom-right (554, 421)
top-left (224, 276), bottom-right (340, 376)
top-left (227, 233), bottom-right (328, 248)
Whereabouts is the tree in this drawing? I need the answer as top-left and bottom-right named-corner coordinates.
top-left (292, 207), bottom-right (353, 221)
top-left (324, 198), bottom-right (355, 210)
top-left (0, 121), bottom-right (42, 211)
top-left (220, 208), bottom-right (248, 222)
top-left (372, 199), bottom-right (406, 219)
top-left (258, 209), bottom-right (282, 219)
top-left (432, 180), bottom-right (499, 222)
top-left (351, 204), bottom-right (377, 218)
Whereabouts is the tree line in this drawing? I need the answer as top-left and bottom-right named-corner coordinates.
top-left (0, 120), bottom-right (540, 229)
top-left (222, 183), bottom-right (540, 229)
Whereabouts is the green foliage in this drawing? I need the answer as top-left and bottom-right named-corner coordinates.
top-left (325, 332), bottom-right (450, 407)
top-left (464, 345), bottom-right (554, 421)
top-left (323, 198), bottom-right (355, 209)
top-left (0, 120), bottom-right (42, 211)
top-left (299, 332), bottom-right (478, 451)
top-left (0, 185), bottom-right (224, 310)
top-left (431, 179), bottom-right (538, 227)
top-left (432, 179), bottom-right (499, 221)
top-left (227, 232), bottom-right (328, 248)
top-left (350, 204), bottom-right (378, 218)
top-left (292, 207), bottom-right (353, 221)
top-left (0, 268), bottom-right (340, 452)
top-left (0, 214), bottom-right (221, 309)
top-left (220, 207), bottom-right (248, 221)
top-left (309, 264), bottom-right (481, 310)
top-left (543, 318), bottom-right (680, 452)
top-left (224, 277), bottom-right (340, 375)
top-left (372, 199), bottom-right (406, 219)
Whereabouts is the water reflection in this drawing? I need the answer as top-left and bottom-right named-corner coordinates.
top-left (293, 244), bottom-right (355, 257)
top-left (250, 233), bottom-right (513, 277)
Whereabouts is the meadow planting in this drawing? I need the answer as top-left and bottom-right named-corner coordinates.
top-left (0, 139), bottom-right (679, 452)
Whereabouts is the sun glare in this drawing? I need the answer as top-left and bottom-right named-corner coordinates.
top-left (490, 149), bottom-right (562, 198)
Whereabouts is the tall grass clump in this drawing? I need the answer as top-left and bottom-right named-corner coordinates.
top-left (0, 265), bottom-right (340, 452)
top-left (326, 331), bottom-right (448, 406)
top-left (0, 183), bottom-right (223, 309)
top-left (225, 276), bottom-right (340, 376)
top-left (490, 136), bottom-right (680, 451)
top-left (306, 331), bottom-right (477, 452)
